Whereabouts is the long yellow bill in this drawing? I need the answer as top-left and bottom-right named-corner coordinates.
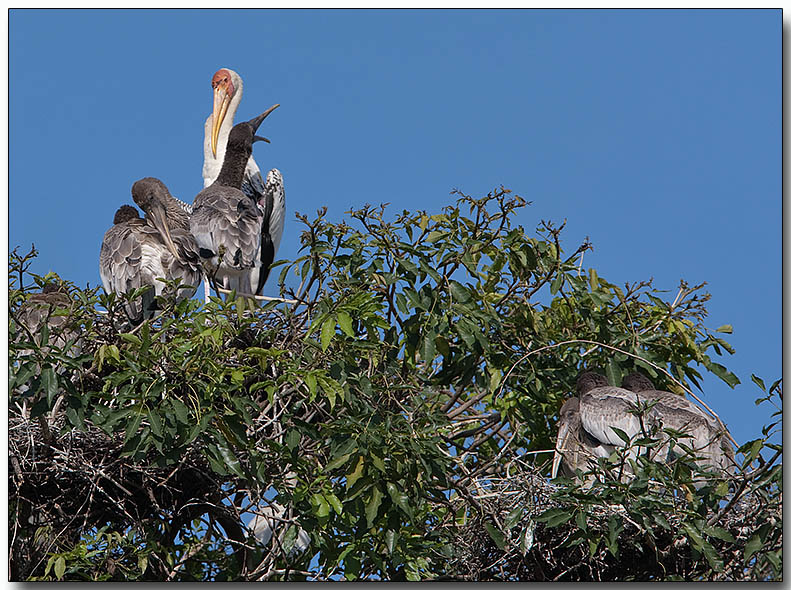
top-left (211, 86), bottom-right (231, 157)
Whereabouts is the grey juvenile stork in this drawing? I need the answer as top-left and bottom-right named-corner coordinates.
top-left (202, 68), bottom-right (286, 297)
top-left (14, 282), bottom-right (80, 358)
top-left (551, 396), bottom-right (617, 481)
top-left (131, 177), bottom-right (203, 300)
top-left (552, 371), bottom-right (735, 484)
top-left (191, 106), bottom-right (279, 298)
top-left (99, 182), bottom-right (201, 324)
top-left (99, 205), bottom-right (158, 323)
top-left (621, 372), bottom-right (735, 475)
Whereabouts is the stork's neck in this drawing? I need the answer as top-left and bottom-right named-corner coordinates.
top-left (202, 91), bottom-right (243, 187)
top-left (214, 145), bottom-right (250, 189)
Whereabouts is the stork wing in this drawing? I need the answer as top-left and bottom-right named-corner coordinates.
top-left (100, 222), bottom-right (159, 322)
top-left (190, 187), bottom-right (262, 271)
top-left (248, 169), bottom-right (285, 295)
top-left (578, 386), bottom-right (645, 447)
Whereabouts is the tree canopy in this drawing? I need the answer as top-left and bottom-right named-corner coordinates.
top-left (9, 188), bottom-right (782, 581)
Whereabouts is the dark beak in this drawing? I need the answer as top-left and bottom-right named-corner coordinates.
top-left (246, 104), bottom-right (280, 133)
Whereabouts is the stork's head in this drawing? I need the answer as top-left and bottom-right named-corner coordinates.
top-left (225, 104), bottom-right (280, 156)
top-left (210, 68), bottom-right (242, 157)
top-left (576, 370), bottom-right (609, 396)
top-left (622, 372), bottom-right (655, 392)
top-left (113, 205), bottom-right (140, 225)
top-left (131, 177), bottom-right (180, 259)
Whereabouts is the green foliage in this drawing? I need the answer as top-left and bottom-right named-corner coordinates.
top-left (8, 189), bottom-right (781, 581)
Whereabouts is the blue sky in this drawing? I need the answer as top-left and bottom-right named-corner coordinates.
top-left (9, 9), bottom-right (781, 447)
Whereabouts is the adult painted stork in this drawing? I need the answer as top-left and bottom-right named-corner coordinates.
top-left (202, 68), bottom-right (286, 296)
top-left (621, 372), bottom-right (735, 475)
top-left (191, 106), bottom-right (279, 298)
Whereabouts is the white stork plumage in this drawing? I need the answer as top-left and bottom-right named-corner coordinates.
top-left (191, 107), bottom-right (279, 298)
top-left (202, 68), bottom-right (286, 297)
top-left (248, 501), bottom-right (311, 559)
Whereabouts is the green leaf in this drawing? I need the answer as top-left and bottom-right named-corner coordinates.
top-left (744, 533), bottom-right (763, 562)
top-left (504, 506), bottom-right (523, 530)
top-left (337, 311), bottom-right (354, 337)
top-left (708, 362), bottom-right (740, 388)
top-left (385, 529), bottom-right (399, 555)
top-left (386, 482), bottom-right (413, 519)
top-left (484, 522), bottom-right (506, 550)
top-left (326, 452), bottom-right (353, 471)
top-left (704, 525), bottom-right (735, 543)
top-left (751, 374), bottom-right (766, 392)
top-left (365, 486), bottom-right (383, 527)
top-left (610, 427), bottom-right (632, 445)
top-left (147, 410), bottom-right (162, 438)
top-left (41, 366), bottom-right (58, 405)
top-left (54, 555), bottom-right (66, 580)
top-left (326, 493), bottom-right (343, 514)
top-left (312, 493), bottom-right (331, 518)
top-left (171, 398), bottom-right (189, 425)
top-left (320, 317), bottom-right (336, 352)
top-left (120, 333), bottom-right (142, 346)
top-left (286, 430), bottom-right (301, 451)
top-left (550, 273), bottom-right (563, 295)
top-left (715, 324), bottom-right (733, 334)
top-left (537, 508), bottom-right (574, 528)
top-left (214, 438), bottom-right (244, 478)
top-left (346, 455), bottom-right (365, 490)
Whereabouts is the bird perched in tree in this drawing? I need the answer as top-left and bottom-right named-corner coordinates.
top-left (202, 68), bottom-right (286, 297)
top-left (190, 105), bottom-right (279, 298)
top-left (248, 501), bottom-right (310, 560)
top-left (552, 370), bottom-right (735, 484)
top-left (14, 281), bottom-right (80, 358)
top-left (551, 396), bottom-right (616, 481)
top-left (131, 176), bottom-right (202, 300)
top-left (100, 177), bottom-right (202, 325)
top-left (621, 372), bottom-right (735, 475)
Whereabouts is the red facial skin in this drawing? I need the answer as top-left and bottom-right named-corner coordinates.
top-left (212, 69), bottom-right (235, 98)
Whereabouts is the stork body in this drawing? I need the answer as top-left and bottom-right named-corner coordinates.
top-left (99, 205), bottom-right (162, 322)
top-left (14, 283), bottom-right (80, 358)
top-left (551, 396), bottom-right (615, 480)
top-left (621, 373), bottom-right (735, 475)
top-left (552, 371), bottom-right (735, 484)
top-left (191, 106), bottom-right (279, 298)
top-left (131, 177), bottom-right (202, 300)
top-left (202, 68), bottom-right (285, 296)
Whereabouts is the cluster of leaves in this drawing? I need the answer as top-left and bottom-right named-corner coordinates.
top-left (8, 188), bottom-right (781, 581)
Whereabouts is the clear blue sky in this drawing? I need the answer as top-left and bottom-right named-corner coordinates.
top-left (9, 9), bottom-right (781, 447)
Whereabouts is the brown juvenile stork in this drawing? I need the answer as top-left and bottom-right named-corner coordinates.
top-left (191, 106), bottom-right (279, 298)
top-left (202, 68), bottom-right (286, 297)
